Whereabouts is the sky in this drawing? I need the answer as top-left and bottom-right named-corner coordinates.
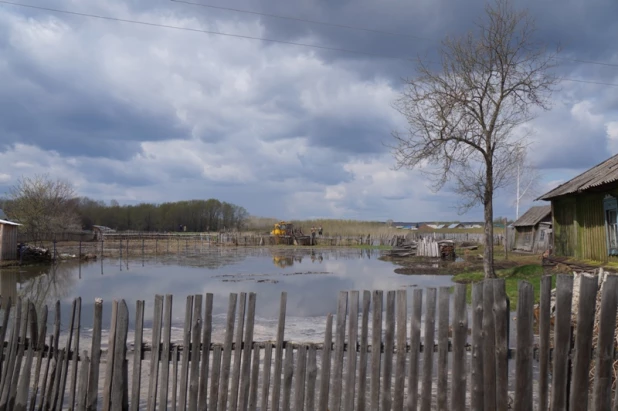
top-left (0, 0), bottom-right (617, 222)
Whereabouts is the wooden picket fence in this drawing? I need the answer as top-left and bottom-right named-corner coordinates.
top-left (0, 274), bottom-right (617, 410)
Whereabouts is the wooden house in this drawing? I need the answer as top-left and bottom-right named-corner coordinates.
top-left (538, 153), bottom-right (618, 261)
top-left (511, 205), bottom-right (552, 253)
top-left (0, 218), bottom-right (20, 261)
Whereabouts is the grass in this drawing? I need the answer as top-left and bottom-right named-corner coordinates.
top-left (452, 264), bottom-right (554, 309)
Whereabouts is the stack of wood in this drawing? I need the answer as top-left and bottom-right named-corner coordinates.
top-left (383, 238), bottom-right (456, 260)
top-left (18, 244), bottom-right (52, 262)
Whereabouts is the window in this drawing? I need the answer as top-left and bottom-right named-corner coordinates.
top-left (540, 230), bottom-right (545, 241)
top-left (604, 196), bottom-right (618, 255)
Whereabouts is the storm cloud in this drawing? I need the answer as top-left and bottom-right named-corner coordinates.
top-left (0, 0), bottom-right (616, 220)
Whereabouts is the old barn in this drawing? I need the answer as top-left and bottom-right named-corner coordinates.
top-left (511, 205), bottom-right (552, 253)
top-left (538, 153), bottom-right (618, 261)
top-left (0, 218), bottom-right (20, 261)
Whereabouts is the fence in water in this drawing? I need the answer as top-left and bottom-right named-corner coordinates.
top-left (0, 274), bottom-right (616, 410)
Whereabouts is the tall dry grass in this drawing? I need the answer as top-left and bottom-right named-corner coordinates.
top-left (245, 216), bottom-right (503, 236)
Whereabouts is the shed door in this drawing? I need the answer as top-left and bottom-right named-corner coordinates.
top-left (604, 196), bottom-right (618, 256)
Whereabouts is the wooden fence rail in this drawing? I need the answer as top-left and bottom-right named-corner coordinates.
top-left (0, 274), bottom-right (616, 410)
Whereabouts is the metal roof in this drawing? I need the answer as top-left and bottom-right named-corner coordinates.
top-left (0, 218), bottom-right (20, 226)
top-left (538, 153), bottom-right (618, 200)
top-left (512, 205), bottom-right (552, 227)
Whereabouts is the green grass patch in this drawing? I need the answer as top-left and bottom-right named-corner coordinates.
top-left (452, 264), bottom-right (554, 310)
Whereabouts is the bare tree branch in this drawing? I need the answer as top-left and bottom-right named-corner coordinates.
top-left (389, 0), bottom-right (558, 278)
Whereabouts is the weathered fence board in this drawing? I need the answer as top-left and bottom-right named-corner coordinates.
top-left (1, 275), bottom-right (618, 410)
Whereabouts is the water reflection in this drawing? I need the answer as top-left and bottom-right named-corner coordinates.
top-left (0, 247), bottom-right (454, 340)
top-left (0, 264), bottom-right (74, 311)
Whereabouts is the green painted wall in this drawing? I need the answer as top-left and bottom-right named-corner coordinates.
top-left (552, 190), bottom-right (616, 261)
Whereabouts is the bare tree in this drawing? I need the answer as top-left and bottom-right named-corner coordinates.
top-left (390, 0), bottom-right (558, 278)
top-left (6, 174), bottom-right (81, 245)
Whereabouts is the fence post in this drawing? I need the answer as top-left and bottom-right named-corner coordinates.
top-left (550, 275), bottom-right (574, 410)
top-left (569, 274), bottom-right (597, 410)
top-left (514, 281), bottom-right (534, 411)
top-left (493, 279), bottom-right (509, 411)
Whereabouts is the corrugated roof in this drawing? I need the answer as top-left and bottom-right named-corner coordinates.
top-left (538, 153), bottom-right (618, 200)
top-left (512, 205), bottom-right (551, 227)
top-left (0, 219), bottom-right (20, 226)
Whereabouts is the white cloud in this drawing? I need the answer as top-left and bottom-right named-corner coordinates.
top-left (0, 0), bottom-right (617, 223)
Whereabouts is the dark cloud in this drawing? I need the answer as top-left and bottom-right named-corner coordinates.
top-left (0, 0), bottom-right (617, 221)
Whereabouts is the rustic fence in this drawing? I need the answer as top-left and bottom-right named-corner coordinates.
top-left (403, 231), bottom-right (504, 245)
top-left (0, 274), bottom-right (615, 410)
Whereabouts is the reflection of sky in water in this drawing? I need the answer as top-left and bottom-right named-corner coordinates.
top-left (0, 248), bottom-right (455, 343)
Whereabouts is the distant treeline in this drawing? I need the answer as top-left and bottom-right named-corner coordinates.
top-left (76, 198), bottom-right (249, 232)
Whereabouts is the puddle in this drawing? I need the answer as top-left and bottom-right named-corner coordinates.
top-left (0, 247), bottom-right (455, 341)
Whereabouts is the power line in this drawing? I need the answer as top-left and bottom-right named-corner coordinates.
top-left (171, 0), bottom-right (618, 69)
top-left (170, 0), bottom-right (432, 41)
top-left (0, 1), bottom-right (415, 62)
top-left (1, 1), bottom-right (618, 88)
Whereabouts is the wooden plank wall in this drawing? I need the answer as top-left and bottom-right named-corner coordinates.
top-left (0, 224), bottom-right (18, 261)
top-left (0, 275), bottom-right (615, 410)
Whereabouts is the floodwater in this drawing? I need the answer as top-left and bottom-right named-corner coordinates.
top-left (0, 247), bottom-right (455, 343)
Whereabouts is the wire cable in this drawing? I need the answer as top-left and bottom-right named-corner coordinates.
top-left (169, 0), bottom-right (432, 40)
top-left (0, 0), bottom-right (415, 61)
top-left (171, 0), bottom-right (618, 69)
top-left (1, 1), bottom-right (618, 87)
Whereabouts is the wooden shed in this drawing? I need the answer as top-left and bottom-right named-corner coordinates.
top-left (538, 152), bottom-right (618, 261)
top-left (511, 205), bottom-right (552, 253)
top-left (0, 218), bottom-right (20, 261)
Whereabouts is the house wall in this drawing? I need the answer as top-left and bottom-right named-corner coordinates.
top-left (533, 224), bottom-right (551, 254)
top-left (552, 191), bottom-right (610, 261)
top-left (514, 226), bottom-right (534, 251)
top-left (0, 224), bottom-right (18, 261)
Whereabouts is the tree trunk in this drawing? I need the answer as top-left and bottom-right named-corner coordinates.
top-left (483, 177), bottom-right (496, 279)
